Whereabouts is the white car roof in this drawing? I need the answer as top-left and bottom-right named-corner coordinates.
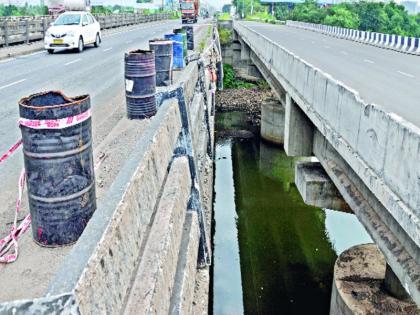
top-left (61, 11), bottom-right (85, 15)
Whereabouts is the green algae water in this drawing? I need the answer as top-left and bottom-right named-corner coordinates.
top-left (212, 112), bottom-right (371, 315)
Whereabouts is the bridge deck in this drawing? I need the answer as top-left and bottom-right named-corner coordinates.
top-left (243, 21), bottom-right (420, 128)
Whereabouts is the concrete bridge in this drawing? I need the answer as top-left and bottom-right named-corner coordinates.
top-left (226, 20), bottom-right (420, 311)
top-left (0, 22), bottom-right (219, 314)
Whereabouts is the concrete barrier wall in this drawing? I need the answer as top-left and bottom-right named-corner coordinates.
top-left (234, 21), bottom-right (420, 305)
top-left (286, 20), bottom-right (420, 55)
top-left (0, 13), bottom-right (169, 46)
top-left (0, 26), bottom-right (218, 314)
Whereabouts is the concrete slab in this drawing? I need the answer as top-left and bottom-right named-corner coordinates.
top-left (124, 157), bottom-right (191, 315)
top-left (170, 211), bottom-right (200, 315)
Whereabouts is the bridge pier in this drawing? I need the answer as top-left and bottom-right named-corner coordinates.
top-left (260, 98), bottom-right (284, 145)
top-left (239, 38), bottom-right (250, 61)
top-left (330, 244), bottom-right (417, 315)
top-left (284, 94), bottom-right (314, 157)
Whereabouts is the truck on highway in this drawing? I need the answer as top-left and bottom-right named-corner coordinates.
top-left (47, 0), bottom-right (91, 15)
top-left (180, 0), bottom-right (199, 24)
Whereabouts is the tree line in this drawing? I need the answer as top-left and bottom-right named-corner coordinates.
top-left (231, 0), bottom-right (420, 37)
top-left (0, 4), bottom-right (48, 17)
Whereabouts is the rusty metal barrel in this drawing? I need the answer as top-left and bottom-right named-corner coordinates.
top-left (182, 25), bottom-right (194, 50)
top-left (124, 49), bottom-right (157, 119)
top-left (19, 91), bottom-right (96, 247)
top-left (149, 39), bottom-right (173, 86)
top-left (173, 28), bottom-right (188, 58)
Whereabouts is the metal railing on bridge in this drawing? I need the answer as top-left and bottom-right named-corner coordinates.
top-left (0, 13), bottom-right (170, 47)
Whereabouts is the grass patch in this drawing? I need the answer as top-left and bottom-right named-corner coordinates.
top-left (218, 28), bottom-right (232, 46)
top-left (223, 64), bottom-right (254, 89)
top-left (218, 12), bottom-right (231, 21)
top-left (199, 25), bottom-right (212, 53)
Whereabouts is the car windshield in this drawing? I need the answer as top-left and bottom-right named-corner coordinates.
top-left (180, 3), bottom-right (194, 10)
top-left (54, 14), bottom-right (81, 26)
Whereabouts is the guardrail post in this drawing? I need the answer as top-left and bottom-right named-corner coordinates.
top-left (25, 20), bottom-right (30, 44)
top-left (4, 21), bottom-right (9, 47)
top-left (42, 18), bottom-right (46, 37)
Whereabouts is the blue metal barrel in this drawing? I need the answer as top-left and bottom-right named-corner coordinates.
top-left (149, 39), bottom-right (173, 86)
top-left (18, 91), bottom-right (96, 247)
top-left (182, 25), bottom-right (194, 50)
top-left (125, 49), bottom-right (157, 119)
top-left (164, 33), bottom-right (185, 70)
top-left (173, 28), bottom-right (188, 58)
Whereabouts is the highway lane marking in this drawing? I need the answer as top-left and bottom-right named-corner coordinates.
top-left (340, 51), bottom-right (348, 55)
top-left (28, 51), bottom-right (45, 56)
top-left (126, 40), bottom-right (133, 44)
top-left (397, 71), bottom-right (415, 78)
top-left (363, 59), bottom-right (375, 64)
top-left (324, 45), bottom-right (330, 49)
top-left (64, 58), bottom-right (81, 66)
top-left (103, 47), bottom-right (113, 52)
top-left (19, 51), bottom-right (45, 58)
top-left (0, 79), bottom-right (26, 90)
top-left (311, 41), bottom-right (315, 44)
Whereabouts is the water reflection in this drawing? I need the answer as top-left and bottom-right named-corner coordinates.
top-left (213, 139), bottom-right (244, 315)
top-left (325, 209), bottom-right (372, 255)
top-left (212, 113), bottom-right (372, 315)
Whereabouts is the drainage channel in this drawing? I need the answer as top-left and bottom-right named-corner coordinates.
top-left (211, 111), bottom-right (372, 315)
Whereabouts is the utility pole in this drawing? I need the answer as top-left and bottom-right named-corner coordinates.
top-left (242, 0), bottom-right (245, 19)
top-left (251, 0), bottom-right (254, 16)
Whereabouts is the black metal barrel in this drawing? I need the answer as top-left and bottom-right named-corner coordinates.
top-left (19, 91), bottom-right (96, 247)
top-left (124, 49), bottom-right (157, 119)
top-left (149, 39), bottom-right (173, 87)
top-left (182, 25), bottom-right (194, 50)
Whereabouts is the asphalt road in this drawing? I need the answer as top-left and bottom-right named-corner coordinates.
top-left (242, 22), bottom-right (420, 128)
top-left (0, 20), bottom-right (183, 217)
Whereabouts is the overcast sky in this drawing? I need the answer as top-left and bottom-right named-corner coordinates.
top-left (203, 0), bottom-right (231, 10)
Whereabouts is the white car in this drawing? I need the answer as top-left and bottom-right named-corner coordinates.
top-left (44, 11), bottom-right (101, 54)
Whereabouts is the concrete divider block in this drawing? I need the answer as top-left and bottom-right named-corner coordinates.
top-left (273, 46), bottom-right (286, 76)
top-left (384, 115), bottom-right (420, 216)
top-left (295, 60), bottom-right (307, 94)
top-left (49, 100), bottom-right (183, 315)
top-left (124, 156), bottom-right (192, 315)
top-left (336, 89), bottom-right (362, 149)
top-left (289, 58), bottom-right (300, 88)
top-left (356, 105), bottom-right (389, 175)
top-left (170, 211), bottom-right (200, 315)
top-left (302, 63), bottom-right (315, 103)
top-left (190, 92), bottom-right (205, 154)
top-left (324, 79), bottom-right (341, 128)
top-left (179, 61), bottom-right (199, 106)
top-left (312, 71), bottom-right (328, 114)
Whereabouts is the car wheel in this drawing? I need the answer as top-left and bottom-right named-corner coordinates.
top-left (47, 49), bottom-right (54, 54)
top-left (94, 33), bottom-right (101, 47)
top-left (77, 37), bottom-right (84, 53)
